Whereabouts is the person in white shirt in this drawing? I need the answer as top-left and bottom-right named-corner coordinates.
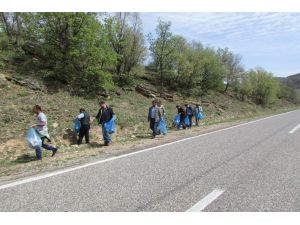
top-left (31, 105), bottom-right (58, 160)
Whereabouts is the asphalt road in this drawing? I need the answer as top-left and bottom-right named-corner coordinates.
top-left (0, 110), bottom-right (300, 212)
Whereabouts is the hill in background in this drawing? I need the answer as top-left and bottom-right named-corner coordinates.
top-left (277, 73), bottom-right (300, 89)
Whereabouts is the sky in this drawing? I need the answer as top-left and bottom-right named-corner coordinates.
top-left (140, 12), bottom-right (300, 77)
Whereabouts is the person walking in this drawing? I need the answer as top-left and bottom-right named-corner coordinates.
top-left (76, 108), bottom-right (91, 145)
top-left (157, 100), bottom-right (166, 119)
top-left (176, 105), bottom-right (186, 130)
top-left (148, 100), bottom-right (161, 139)
top-left (96, 101), bottom-right (115, 146)
top-left (185, 103), bottom-right (194, 128)
top-left (31, 105), bottom-right (58, 160)
top-left (157, 100), bottom-right (167, 135)
top-left (194, 104), bottom-right (203, 126)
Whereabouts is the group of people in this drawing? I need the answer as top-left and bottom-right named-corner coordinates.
top-left (175, 103), bottom-right (203, 129)
top-left (76, 101), bottom-right (115, 147)
top-left (29, 100), bottom-right (203, 160)
top-left (148, 100), bottom-right (204, 139)
top-left (30, 101), bottom-right (115, 160)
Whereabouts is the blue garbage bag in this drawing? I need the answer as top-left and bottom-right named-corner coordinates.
top-left (185, 116), bottom-right (190, 126)
top-left (26, 128), bottom-right (42, 149)
top-left (103, 116), bottom-right (116, 134)
top-left (157, 118), bottom-right (167, 135)
top-left (74, 118), bottom-right (81, 133)
top-left (196, 112), bottom-right (204, 120)
top-left (173, 114), bottom-right (180, 126)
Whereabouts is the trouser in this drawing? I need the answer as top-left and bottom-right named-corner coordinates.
top-left (35, 137), bottom-right (56, 159)
top-left (188, 115), bottom-right (193, 128)
top-left (150, 118), bottom-right (158, 137)
top-left (102, 124), bottom-right (111, 144)
top-left (78, 124), bottom-right (90, 145)
top-left (178, 117), bottom-right (186, 130)
top-left (195, 118), bottom-right (199, 126)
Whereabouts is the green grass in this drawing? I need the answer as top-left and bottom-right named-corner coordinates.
top-left (0, 72), bottom-right (299, 179)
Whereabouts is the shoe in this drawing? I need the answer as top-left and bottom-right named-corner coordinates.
top-left (51, 148), bottom-right (58, 157)
top-left (104, 142), bottom-right (111, 146)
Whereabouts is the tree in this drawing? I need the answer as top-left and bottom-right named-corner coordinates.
top-left (217, 48), bottom-right (244, 93)
top-left (21, 12), bottom-right (117, 95)
top-left (123, 13), bottom-right (147, 74)
top-left (238, 68), bottom-right (280, 105)
top-left (197, 48), bottom-right (226, 95)
top-left (148, 20), bottom-right (177, 94)
top-left (0, 12), bottom-right (23, 47)
top-left (172, 35), bottom-right (191, 86)
top-left (106, 12), bottom-right (146, 81)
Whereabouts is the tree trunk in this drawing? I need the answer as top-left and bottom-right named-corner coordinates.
top-left (0, 13), bottom-right (13, 43)
top-left (160, 64), bottom-right (163, 97)
top-left (223, 82), bottom-right (229, 93)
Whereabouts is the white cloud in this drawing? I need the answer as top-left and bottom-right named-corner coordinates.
top-left (140, 12), bottom-right (300, 76)
top-left (142, 12), bottom-right (300, 41)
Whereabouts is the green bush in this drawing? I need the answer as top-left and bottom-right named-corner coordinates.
top-left (238, 69), bottom-right (280, 106)
top-left (69, 67), bottom-right (115, 97)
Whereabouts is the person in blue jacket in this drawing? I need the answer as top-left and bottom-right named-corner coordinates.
top-left (194, 104), bottom-right (203, 126)
top-left (185, 103), bottom-right (194, 128)
top-left (96, 101), bottom-right (115, 146)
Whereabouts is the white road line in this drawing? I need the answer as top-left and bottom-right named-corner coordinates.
top-left (0, 109), bottom-right (299, 190)
top-left (186, 189), bottom-right (225, 212)
top-left (288, 123), bottom-right (300, 134)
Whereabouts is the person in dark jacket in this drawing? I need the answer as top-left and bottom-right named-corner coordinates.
top-left (96, 101), bottom-right (115, 146)
top-left (148, 100), bottom-right (161, 139)
top-left (76, 108), bottom-right (91, 145)
top-left (185, 103), bottom-right (194, 128)
top-left (176, 105), bottom-right (186, 130)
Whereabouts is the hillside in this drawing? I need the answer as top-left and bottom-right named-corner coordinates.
top-left (0, 71), bottom-right (298, 181)
top-left (277, 73), bottom-right (300, 89)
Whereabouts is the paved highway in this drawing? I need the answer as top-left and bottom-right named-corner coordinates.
top-left (0, 110), bottom-right (300, 211)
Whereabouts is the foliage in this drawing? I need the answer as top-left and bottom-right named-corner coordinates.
top-left (148, 20), bottom-right (177, 94)
top-left (0, 12), bottom-right (146, 96)
top-left (106, 13), bottom-right (147, 83)
top-left (217, 47), bottom-right (244, 92)
top-left (0, 13), bottom-right (299, 106)
top-left (238, 69), bottom-right (280, 106)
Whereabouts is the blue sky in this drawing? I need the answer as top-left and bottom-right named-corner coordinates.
top-left (140, 12), bottom-right (300, 77)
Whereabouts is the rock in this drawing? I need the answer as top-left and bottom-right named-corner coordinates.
top-left (202, 100), bottom-right (210, 104)
top-left (52, 122), bottom-right (59, 128)
top-left (190, 101), bottom-right (202, 106)
top-left (4, 75), bottom-right (12, 81)
top-left (202, 102), bottom-right (211, 107)
top-left (217, 107), bottom-right (225, 113)
top-left (6, 76), bottom-right (46, 92)
top-left (122, 87), bottom-right (134, 91)
top-left (0, 73), bottom-right (9, 88)
top-left (98, 90), bottom-right (110, 98)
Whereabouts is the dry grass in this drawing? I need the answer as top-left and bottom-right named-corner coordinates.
top-left (0, 73), bottom-right (298, 181)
